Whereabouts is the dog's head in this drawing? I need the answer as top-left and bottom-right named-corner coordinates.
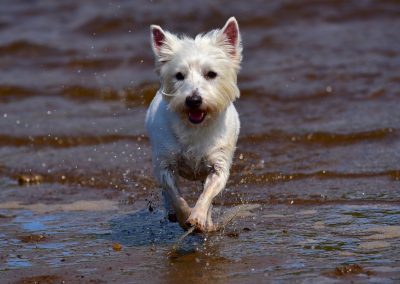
top-left (150, 17), bottom-right (242, 125)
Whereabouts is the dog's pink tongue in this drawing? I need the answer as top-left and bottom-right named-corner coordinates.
top-left (188, 110), bottom-right (205, 123)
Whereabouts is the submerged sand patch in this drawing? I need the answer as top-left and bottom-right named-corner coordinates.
top-left (359, 241), bottom-right (390, 250)
top-left (363, 226), bottom-right (400, 240)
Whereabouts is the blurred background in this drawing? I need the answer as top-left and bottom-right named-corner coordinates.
top-left (1, 0), bottom-right (400, 282)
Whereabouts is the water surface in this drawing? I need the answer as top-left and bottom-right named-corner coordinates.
top-left (1, 0), bottom-right (399, 283)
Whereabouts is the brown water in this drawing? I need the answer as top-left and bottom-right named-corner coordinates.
top-left (1, 0), bottom-right (400, 283)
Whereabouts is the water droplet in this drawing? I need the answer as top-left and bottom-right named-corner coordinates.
top-left (326, 86), bottom-right (333, 93)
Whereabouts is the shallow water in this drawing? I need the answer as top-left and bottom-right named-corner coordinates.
top-left (1, 0), bottom-right (400, 283)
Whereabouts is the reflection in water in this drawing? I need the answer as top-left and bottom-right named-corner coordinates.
top-left (0, 203), bottom-right (399, 281)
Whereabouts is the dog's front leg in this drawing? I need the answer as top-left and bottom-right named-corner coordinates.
top-left (159, 169), bottom-right (191, 229)
top-left (186, 166), bottom-right (229, 232)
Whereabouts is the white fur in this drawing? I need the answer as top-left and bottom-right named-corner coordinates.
top-left (146, 17), bottom-right (242, 231)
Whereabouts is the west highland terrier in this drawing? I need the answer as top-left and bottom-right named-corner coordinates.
top-left (146, 17), bottom-right (242, 232)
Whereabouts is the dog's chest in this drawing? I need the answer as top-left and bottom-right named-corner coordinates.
top-left (176, 151), bottom-right (212, 181)
top-left (172, 120), bottom-right (221, 181)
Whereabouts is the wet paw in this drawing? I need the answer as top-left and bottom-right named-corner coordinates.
top-left (186, 217), bottom-right (207, 232)
top-left (186, 210), bottom-right (213, 232)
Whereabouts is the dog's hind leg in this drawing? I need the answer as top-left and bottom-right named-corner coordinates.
top-left (159, 169), bottom-right (191, 229)
top-left (162, 190), bottom-right (178, 222)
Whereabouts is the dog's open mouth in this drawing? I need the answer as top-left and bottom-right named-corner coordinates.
top-left (188, 109), bottom-right (206, 124)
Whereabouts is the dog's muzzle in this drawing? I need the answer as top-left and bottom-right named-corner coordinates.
top-left (185, 94), bottom-right (206, 124)
top-left (185, 94), bottom-right (202, 108)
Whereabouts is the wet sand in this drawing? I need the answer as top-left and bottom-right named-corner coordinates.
top-left (1, 0), bottom-right (400, 283)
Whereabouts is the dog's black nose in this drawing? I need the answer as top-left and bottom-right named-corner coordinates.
top-left (185, 94), bottom-right (202, 108)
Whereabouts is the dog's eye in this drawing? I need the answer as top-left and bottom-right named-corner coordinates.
top-left (205, 71), bottom-right (217, 80)
top-left (175, 72), bottom-right (185, 81)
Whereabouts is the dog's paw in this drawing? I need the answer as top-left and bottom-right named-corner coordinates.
top-left (186, 210), bottom-right (215, 232)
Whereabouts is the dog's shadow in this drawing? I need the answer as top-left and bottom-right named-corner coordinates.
top-left (107, 209), bottom-right (203, 248)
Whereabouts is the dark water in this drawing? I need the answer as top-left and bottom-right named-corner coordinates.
top-left (1, 0), bottom-right (400, 283)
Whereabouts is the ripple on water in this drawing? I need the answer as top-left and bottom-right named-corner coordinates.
top-left (6, 257), bottom-right (32, 269)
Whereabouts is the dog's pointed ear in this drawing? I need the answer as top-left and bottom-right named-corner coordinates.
top-left (150, 25), bottom-right (166, 56)
top-left (150, 25), bottom-right (178, 65)
top-left (218, 17), bottom-right (242, 61)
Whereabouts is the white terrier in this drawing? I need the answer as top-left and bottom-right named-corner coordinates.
top-left (145, 17), bottom-right (242, 232)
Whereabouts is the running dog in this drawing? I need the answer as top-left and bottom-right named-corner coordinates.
top-left (146, 17), bottom-right (242, 232)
